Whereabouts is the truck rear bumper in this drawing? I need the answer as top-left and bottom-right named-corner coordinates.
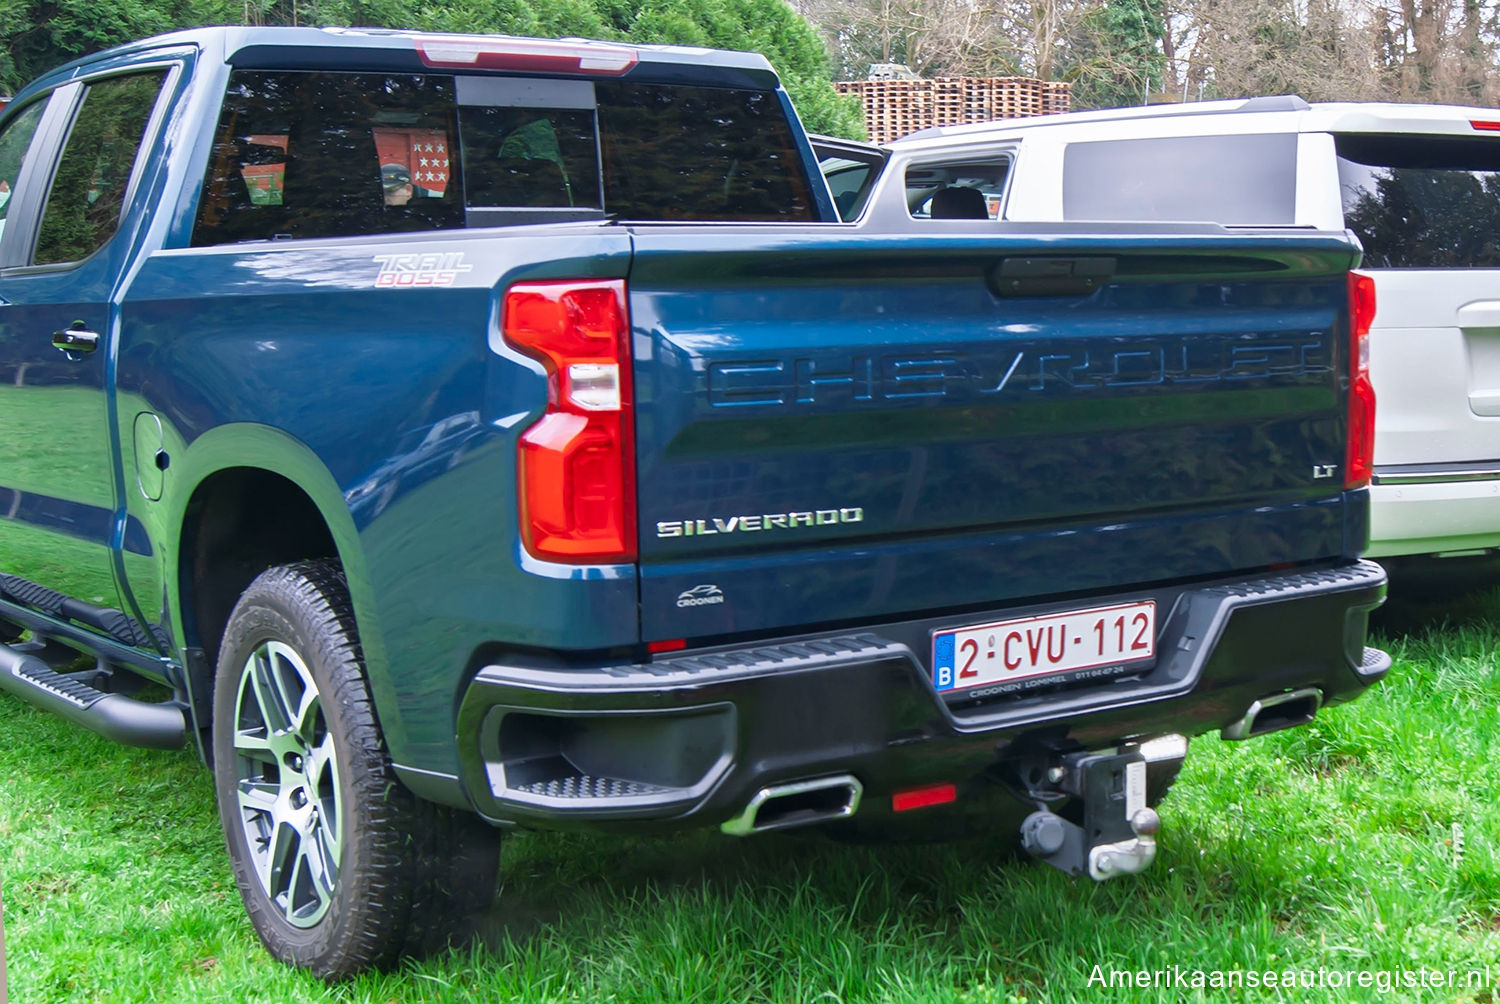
top-left (450, 560), bottom-right (1389, 831)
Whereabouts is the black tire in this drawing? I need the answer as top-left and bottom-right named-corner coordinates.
top-left (211, 560), bottom-right (500, 978)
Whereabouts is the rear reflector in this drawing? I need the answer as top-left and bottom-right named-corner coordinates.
top-left (504, 280), bottom-right (636, 562)
top-left (1472, 120), bottom-right (1500, 131)
top-left (648, 638), bottom-right (687, 654)
top-left (415, 36), bottom-right (637, 76)
top-left (892, 783), bottom-right (957, 813)
top-left (1345, 271), bottom-right (1376, 490)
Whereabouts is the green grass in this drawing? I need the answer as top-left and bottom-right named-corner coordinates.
top-left (5, 590), bottom-right (1500, 1002)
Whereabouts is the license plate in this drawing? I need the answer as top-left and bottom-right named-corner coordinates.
top-left (932, 600), bottom-right (1156, 693)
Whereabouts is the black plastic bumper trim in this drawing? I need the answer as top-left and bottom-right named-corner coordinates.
top-left (457, 560), bottom-right (1388, 830)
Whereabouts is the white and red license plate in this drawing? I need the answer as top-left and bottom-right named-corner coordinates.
top-left (932, 600), bottom-right (1156, 693)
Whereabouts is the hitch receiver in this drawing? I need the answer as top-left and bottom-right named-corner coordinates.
top-left (1020, 746), bottom-right (1170, 881)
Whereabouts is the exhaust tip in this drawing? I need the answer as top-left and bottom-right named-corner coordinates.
top-left (1222, 687), bottom-right (1322, 741)
top-left (721, 774), bottom-right (863, 836)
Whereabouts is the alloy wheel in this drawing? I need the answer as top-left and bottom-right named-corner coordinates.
top-left (229, 639), bottom-right (343, 928)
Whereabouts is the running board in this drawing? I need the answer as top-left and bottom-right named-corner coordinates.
top-left (0, 642), bottom-right (187, 749)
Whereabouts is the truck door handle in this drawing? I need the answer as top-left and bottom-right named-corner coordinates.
top-left (52, 326), bottom-right (100, 358)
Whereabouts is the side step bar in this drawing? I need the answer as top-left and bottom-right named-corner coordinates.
top-left (0, 642), bottom-right (186, 750)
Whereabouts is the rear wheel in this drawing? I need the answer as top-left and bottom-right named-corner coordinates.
top-left (211, 560), bottom-right (499, 977)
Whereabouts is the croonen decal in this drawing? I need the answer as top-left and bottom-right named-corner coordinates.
top-left (676, 584), bottom-right (725, 607)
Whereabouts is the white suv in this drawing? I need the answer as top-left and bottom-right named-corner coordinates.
top-left (840, 97), bottom-right (1500, 567)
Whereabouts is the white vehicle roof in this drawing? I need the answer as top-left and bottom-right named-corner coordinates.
top-left (890, 96), bottom-right (1500, 150)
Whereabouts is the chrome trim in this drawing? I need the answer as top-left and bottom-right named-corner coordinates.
top-left (720, 774), bottom-right (863, 836)
top-left (1222, 687), bottom-right (1321, 741)
top-left (1372, 466), bottom-right (1500, 486)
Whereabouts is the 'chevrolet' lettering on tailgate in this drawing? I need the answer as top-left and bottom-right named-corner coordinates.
top-left (706, 332), bottom-right (1331, 407)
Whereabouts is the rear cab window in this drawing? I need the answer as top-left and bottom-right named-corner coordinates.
top-left (458, 76), bottom-right (601, 216)
top-left (192, 69), bottom-right (818, 246)
top-left (1059, 133), bottom-right (1298, 224)
top-left (1336, 133), bottom-right (1500, 268)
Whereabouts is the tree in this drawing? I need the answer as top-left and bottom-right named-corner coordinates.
top-left (993, 0), bottom-right (1105, 79)
top-left (1169, 0), bottom-right (1381, 101)
top-left (598, 0), bottom-right (864, 135)
top-left (796, 0), bottom-right (1001, 80)
top-left (1065, 0), bottom-right (1167, 107)
top-left (0, 0), bottom-right (863, 137)
top-left (4, 0), bottom-right (205, 91)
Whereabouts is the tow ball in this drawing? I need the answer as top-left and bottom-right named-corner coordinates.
top-left (1018, 746), bottom-right (1168, 881)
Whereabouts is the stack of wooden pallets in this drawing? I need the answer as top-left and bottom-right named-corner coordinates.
top-left (835, 77), bottom-right (1071, 144)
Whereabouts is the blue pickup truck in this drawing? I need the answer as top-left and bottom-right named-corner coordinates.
top-left (0, 26), bottom-right (1389, 976)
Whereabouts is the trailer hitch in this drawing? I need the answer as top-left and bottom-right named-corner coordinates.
top-left (1018, 745), bottom-right (1170, 881)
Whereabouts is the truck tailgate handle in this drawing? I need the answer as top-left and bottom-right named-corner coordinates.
top-left (52, 325), bottom-right (99, 358)
top-left (990, 256), bottom-right (1116, 297)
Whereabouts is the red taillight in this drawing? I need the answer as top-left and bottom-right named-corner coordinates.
top-left (1345, 271), bottom-right (1376, 490)
top-left (504, 280), bottom-right (636, 563)
top-left (1472, 120), bottom-right (1500, 132)
top-left (891, 783), bottom-right (957, 813)
top-left (415, 36), bottom-right (637, 75)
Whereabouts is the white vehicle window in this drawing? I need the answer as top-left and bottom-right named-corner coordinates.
top-left (821, 156), bottom-right (879, 221)
top-left (905, 160), bottom-right (1009, 219)
top-left (1337, 133), bottom-right (1500, 268)
top-left (1061, 133), bottom-right (1297, 225)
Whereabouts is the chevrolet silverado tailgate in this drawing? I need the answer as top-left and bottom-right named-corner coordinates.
top-left (628, 227), bottom-right (1362, 640)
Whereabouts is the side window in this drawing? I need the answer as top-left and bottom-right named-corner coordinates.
top-left (34, 72), bottom-right (166, 266)
top-left (817, 148), bottom-right (885, 222)
top-left (0, 100), bottom-right (47, 244)
top-left (905, 161), bottom-right (1009, 220)
top-left (1059, 133), bottom-right (1297, 225)
top-left (192, 71), bottom-right (461, 247)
